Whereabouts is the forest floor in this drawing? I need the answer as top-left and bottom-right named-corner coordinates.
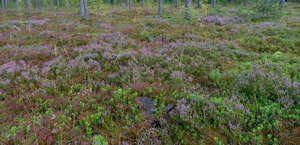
top-left (0, 3), bottom-right (300, 145)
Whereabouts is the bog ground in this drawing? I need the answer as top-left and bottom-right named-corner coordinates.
top-left (0, 1), bottom-right (300, 145)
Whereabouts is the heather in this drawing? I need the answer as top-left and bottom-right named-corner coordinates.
top-left (0, 1), bottom-right (300, 145)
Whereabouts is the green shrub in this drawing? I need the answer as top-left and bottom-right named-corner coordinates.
top-left (93, 135), bottom-right (108, 145)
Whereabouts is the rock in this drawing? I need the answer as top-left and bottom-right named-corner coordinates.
top-left (136, 97), bottom-right (156, 120)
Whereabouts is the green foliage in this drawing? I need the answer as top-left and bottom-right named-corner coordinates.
top-left (93, 135), bottom-right (108, 145)
top-left (243, 0), bottom-right (283, 20)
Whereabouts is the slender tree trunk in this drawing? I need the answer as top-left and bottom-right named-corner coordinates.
top-left (1, 0), bottom-right (4, 9)
top-left (66, 0), bottom-right (70, 9)
top-left (185, 0), bottom-right (191, 19)
top-left (5, 0), bottom-right (7, 8)
top-left (51, 0), bottom-right (54, 8)
top-left (27, 0), bottom-right (32, 14)
top-left (57, 0), bottom-right (60, 8)
top-left (158, 0), bottom-right (162, 15)
top-left (229, 0), bottom-right (232, 4)
top-left (80, 0), bottom-right (84, 16)
top-left (3, 0), bottom-right (5, 9)
top-left (142, 0), bottom-right (144, 8)
top-left (198, 0), bottom-right (202, 8)
top-left (129, 0), bottom-right (132, 10)
top-left (243, 0), bottom-right (247, 6)
top-left (22, 0), bottom-right (25, 13)
top-left (16, 0), bottom-right (19, 10)
top-left (83, 0), bottom-right (88, 20)
top-left (38, 0), bottom-right (41, 10)
top-left (126, 0), bottom-right (128, 7)
top-left (279, 0), bottom-right (285, 6)
top-left (174, 0), bottom-right (178, 8)
top-left (211, 0), bottom-right (216, 8)
top-left (265, 0), bottom-right (270, 4)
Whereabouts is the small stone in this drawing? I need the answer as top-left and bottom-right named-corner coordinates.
top-left (136, 97), bottom-right (156, 120)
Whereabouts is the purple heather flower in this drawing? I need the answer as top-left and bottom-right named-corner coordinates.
top-left (0, 79), bottom-right (10, 85)
top-left (21, 71), bottom-right (31, 80)
top-left (42, 67), bottom-right (51, 74)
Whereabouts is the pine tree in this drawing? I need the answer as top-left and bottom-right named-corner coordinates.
top-left (158, 0), bottom-right (162, 15)
top-left (198, 0), bottom-right (202, 8)
top-left (211, 0), bottom-right (216, 8)
top-left (185, 0), bottom-right (191, 19)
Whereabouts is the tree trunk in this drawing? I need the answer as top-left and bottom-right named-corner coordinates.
top-left (38, 0), bottom-right (41, 10)
top-left (243, 0), bottom-right (247, 6)
top-left (83, 0), bottom-right (88, 20)
top-left (279, 0), bottom-right (285, 6)
top-left (4, 0), bottom-right (6, 9)
top-left (142, 0), bottom-right (144, 8)
top-left (57, 0), bottom-right (60, 8)
top-left (129, 0), bottom-right (132, 10)
top-left (27, 0), bottom-right (32, 14)
top-left (211, 0), bottom-right (216, 8)
top-left (16, 0), bottom-right (19, 10)
top-left (198, 0), bottom-right (202, 8)
top-left (22, 0), bottom-right (25, 13)
top-left (265, 0), bottom-right (270, 4)
top-left (185, 0), bottom-right (191, 19)
top-left (5, 0), bottom-right (7, 8)
top-left (79, 0), bottom-right (84, 16)
top-left (66, 0), bottom-right (70, 9)
top-left (1, 0), bottom-right (4, 9)
top-left (51, 0), bottom-right (54, 8)
top-left (158, 0), bottom-right (162, 15)
top-left (174, 0), bottom-right (178, 8)
top-left (126, 0), bottom-right (128, 7)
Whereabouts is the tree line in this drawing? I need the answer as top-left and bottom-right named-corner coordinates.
top-left (0, 0), bottom-right (291, 20)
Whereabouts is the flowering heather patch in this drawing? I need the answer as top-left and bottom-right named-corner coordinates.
top-left (250, 21), bottom-right (284, 30)
top-left (235, 63), bottom-right (300, 106)
top-left (151, 18), bottom-right (169, 24)
top-left (98, 23), bottom-right (114, 29)
top-left (97, 32), bottom-right (137, 48)
top-left (8, 19), bottom-right (50, 26)
top-left (200, 15), bottom-right (245, 26)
